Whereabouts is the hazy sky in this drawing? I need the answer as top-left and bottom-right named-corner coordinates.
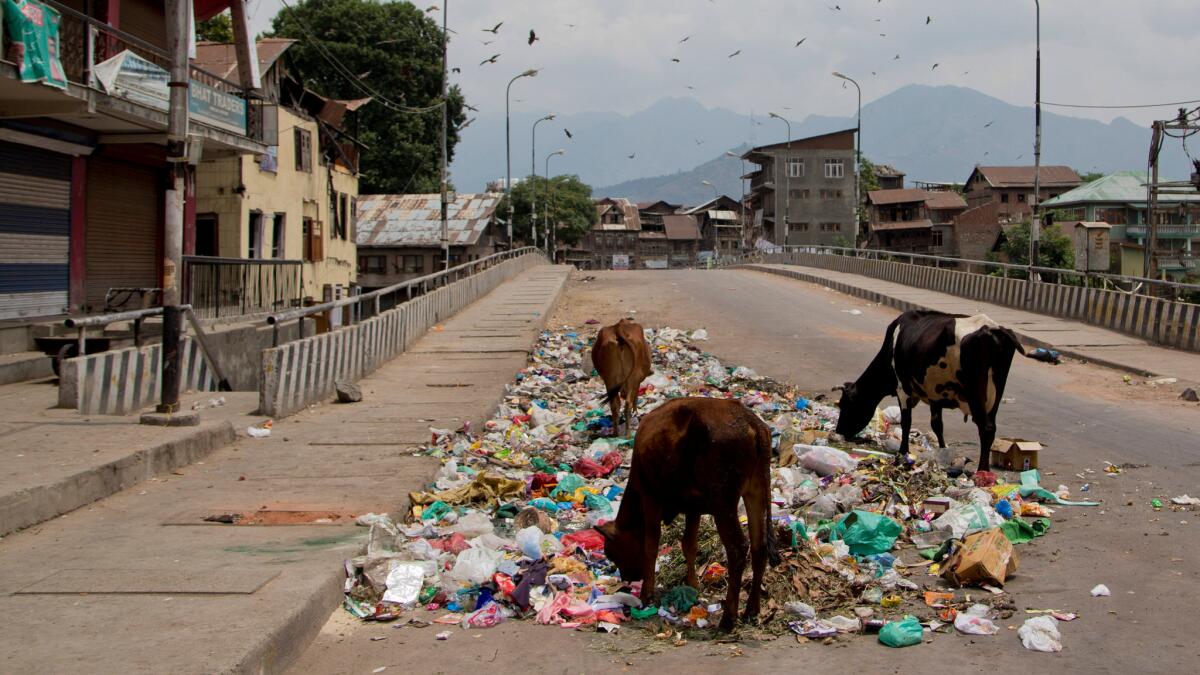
top-left (249, 0), bottom-right (1199, 126)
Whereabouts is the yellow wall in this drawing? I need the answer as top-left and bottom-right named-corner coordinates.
top-left (195, 107), bottom-right (358, 301)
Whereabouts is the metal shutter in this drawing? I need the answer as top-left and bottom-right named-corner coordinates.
top-left (84, 157), bottom-right (159, 311)
top-left (0, 141), bottom-right (71, 320)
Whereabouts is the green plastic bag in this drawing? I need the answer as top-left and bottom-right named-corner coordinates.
top-left (878, 615), bottom-right (924, 648)
top-left (789, 521), bottom-right (809, 548)
top-left (550, 473), bottom-right (586, 499)
top-left (661, 585), bottom-right (699, 613)
top-left (421, 500), bottom-right (451, 522)
top-left (583, 492), bottom-right (613, 515)
top-left (630, 605), bottom-right (659, 620)
top-left (999, 516), bottom-right (1051, 544)
top-left (530, 457), bottom-right (553, 473)
top-left (832, 510), bottom-right (902, 556)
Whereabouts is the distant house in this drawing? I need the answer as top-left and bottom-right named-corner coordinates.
top-left (866, 189), bottom-right (966, 254)
top-left (354, 193), bottom-right (501, 289)
top-left (743, 129), bottom-right (858, 246)
top-left (635, 200), bottom-right (679, 269)
top-left (964, 165), bottom-right (1082, 220)
top-left (680, 195), bottom-right (743, 256)
top-left (1041, 171), bottom-right (1200, 278)
top-left (662, 215), bottom-right (702, 267)
top-left (875, 165), bottom-right (905, 190)
top-left (579, 197), bottom-right (642, 269)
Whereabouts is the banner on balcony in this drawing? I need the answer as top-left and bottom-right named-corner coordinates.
top-left (2, 0), bottom-right (68, 90)
top-left (93, 50), bottom-right (247, 135)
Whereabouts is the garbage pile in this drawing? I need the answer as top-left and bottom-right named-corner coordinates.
top-left (341, 325), bottom-right (1091, 649)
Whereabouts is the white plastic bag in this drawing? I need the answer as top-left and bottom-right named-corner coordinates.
top-left (517, 525), bottom-right (544, 559)
top-left (448, 547), bottom-right (503, 585)
top-left (826, 615), bottom-right (861, 633)
top-left (381, 562), bottom-right (425, 606)
top-left (796, 445), bottom-right (859, 477)
top-left (451, 511), bottom-right (494, 538)
top-left (931, 503), bottom-right (1004, 539)
top-left (1090, 584), bottom-right (1111, 597)
top-left (784, 601), bottom-right (816, 619)
top-left (954, 604), bottom-right (999, 635)
top-left (1018, 616), bottom-right (1062, 652)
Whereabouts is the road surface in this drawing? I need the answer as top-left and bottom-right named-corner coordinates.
top-left (291, 268), bottom-right (1200, 674)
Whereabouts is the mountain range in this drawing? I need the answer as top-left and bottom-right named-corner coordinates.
top-left (449, 84), bottom-right (1192, 206)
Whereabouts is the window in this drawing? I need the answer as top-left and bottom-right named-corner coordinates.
top-left (449, 254), bottom-right (463, 266)
top-left (787, 158), bottom-right (804, 178)
top-left (303, 217), bottom-right (323, 262)
top-left (819, 189), bottom-right (844, 199)
top-left (932, 229), bottom-right (944, 247)
top-left (824, 158), bottom-right (844, 179)
top-left (195, 214), bottom-right (218, 257)
top-left (294, 128), bottom-right (312, 173)
top-left (1000, 193), bottom-right (1010, 203)
top-left (820, 222), bottom-right (841, 232)
top-left (1017, 193), bottom-right (1027, 203)
top-left (788, 222), bottom-right (809, 234)
top-left (399, 255), bottom-right (424, 274)
top-left (339, 194), bottom-right (349, 240)
top-left (248, 211), bottom-right (263, 258)
top-left (270, 214), bottom-right (285, 258)
top-left (789, 189), bottom-right (809, 199)
top-left (358, 255), bottom-right (385, 274)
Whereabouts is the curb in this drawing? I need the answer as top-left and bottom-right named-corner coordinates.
top-left (738, 264), bottom-right (1164, 379)
top-left (0, 420), bottom-right (236, 537)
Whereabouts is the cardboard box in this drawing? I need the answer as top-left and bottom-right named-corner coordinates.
top-left (940, 528), bottom-right (1019, 587)
top-left (923, 496), bottom-right (952, 515)
top-left (993, 438), bottom-right (1042, 471)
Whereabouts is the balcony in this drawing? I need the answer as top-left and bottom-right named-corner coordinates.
top-left (0, 1), bottom-right (271, 154)
top-left (1125, 224), bottom-right (1200, 239)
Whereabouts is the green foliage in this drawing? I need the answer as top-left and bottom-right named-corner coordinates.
top-left (197, 11), bottom-right (234, 43)
top-left (497, 175), bottom-right (598, 247)
top-left (858, 154), bottom-right (881, 194)
top-left (271, 0), bottom-right (466, 194)
top-left (1078, 171), bottom-right (1105, 184)
top-left (993, 220), bottom-right (1075, 279)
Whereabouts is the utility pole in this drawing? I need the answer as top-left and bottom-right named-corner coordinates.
top-left (440, 2), bottom-right (449, 270)
top-left (157, 0), bottom-right (189, 416)
top-left (505, 69), bottom-right (538, 246)
top-left (531, 113), bottom-right (555, 250)
top-left (769, 112), bottom-right (791, 246)
top-left (1030, 0), bottom-right (1042, 274)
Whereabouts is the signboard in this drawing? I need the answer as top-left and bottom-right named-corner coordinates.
top-left (611, 254), bottom-right (629, 270)
top-left (643, 258), bottom-right (668, 270)
top-left (93, 50), bottom-right (248, 135)
top-left (2, 0), bottom-right (67, 89)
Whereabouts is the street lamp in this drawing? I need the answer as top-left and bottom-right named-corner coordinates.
top-left (700, 179), bottom-right (719, 201)
top-left (725, 151), bottom-right (748, 252)
top-left (506, 68), bottom-right (539, 245)
top-left (531, 113), bottom-right (556, 249)
top-left (545, 149), bottom-right (565, 260)
top-left (1031, 0), bottom-right (1043, 275)
top-left (769, 112), bottom-right (791, 245)
top-left (833, 71), bottom-right (862, 250)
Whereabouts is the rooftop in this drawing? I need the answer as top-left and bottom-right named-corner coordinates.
top-left (872, 219), bottom-right (934, 232)
top-left (662, 215), bottom-right (702, 240)
top-left (1042, 171), bottom-right (1200, 208)
top-left (356, 193), bottom-right (500, 247)
top-left (970, 165), bottom-right (1082, 188)
top-left (594, 198), bottom-right (642, 231)
top-left (193, 38), bottom-right (296, 83)
top-left (868, 188), bottom-right (967, 210)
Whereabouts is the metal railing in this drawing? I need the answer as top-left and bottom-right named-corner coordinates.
top-left (183, 256), bottom-right (304, 320)
top-left (1125, 224), bottom-right (1200, 237)
top-left (42, 0), bottom-right (268, 144)
top-left (265, 247), bottom-right (545, 346)
top-left (64, 305), bottom-right (190, 357)
top-left (763, 245), bottom-right (1200, 300)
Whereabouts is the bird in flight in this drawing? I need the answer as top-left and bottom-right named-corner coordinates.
top-left (564, 128), bottom-right (573, 139)
top-left (528, 29), bottom-right (538, 45)
top-left (628, 153), bottom-right (636, 159)
top-left (931, 63), bottom-right (939, 70)
top-left (926, 16), bottom-right (932, 24)
top-left (679, 35), bottom-right (690, 43)
top-left (879, 33), bottom-right (887, 37)
top-left (424, 5), bottom-right (438, 12)
top-left (565, 23), bottom-right (577, 28)
top-left (459, 117), bottom-right (476, 130)
top-left (984, 120), bottom-right (994, 128)
top-left (893, 53), bottom-right (901, 60)
top-left (480, 40), bottom-right (494, 46)
top-left (451, 67), bottom-right (460, 74)
top-left (795, 37), bottom-right (807, 46)
top-left (479, 54), bottom-right (500, 66)
top-left (671, 58), bottom-right (681, 63)
top-left (829, 4), bottom-right (841, 10)
top-left (695, 139), bottom-right (705, 145)
top-left (464, 103), bottom-right (479, 112)
top-left (482, 21), bottom-right (502, 34)
top-left (728, 49), bottom-right (742, 58)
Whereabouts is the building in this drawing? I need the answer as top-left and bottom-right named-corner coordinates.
top-left (193, 38), bottom-right (366, 313)
top-left (964, 165), bottom-right (1083, 220)
top-left (578, 197), bottom-right (641, 270)
top-left (662, 214), bottom-right (702, 267)
top-left (680, 195), bottom-right (743, 257)
top-left (742, 129), bottom-right (857, 246)
top-left (0, 0), bottom-right (269, 321)
top-left (866, 188), bottom-right (967, 254)
top-left (1041, 171), bottom-right (1200, 278)
top-left (635, 200), bottom-right (678, 268)
top-left (875, 164), bottom-right (905, 190)
top-left (354, 193), bottom-right (502, 289)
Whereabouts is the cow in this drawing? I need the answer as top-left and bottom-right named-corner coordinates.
top-left (597, 397), bottom-right (775, 631)
top-left (591, 318), bottom-right (653, 436)
top-left (834, 310), bottom-right (1026, 472)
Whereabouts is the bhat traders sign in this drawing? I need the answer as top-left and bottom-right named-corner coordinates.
top-left (93, 50), bottom-right (247, 135)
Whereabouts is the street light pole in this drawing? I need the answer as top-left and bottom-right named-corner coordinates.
top-left (440, 1), bottom-right (449, 270)
top-left (531, 113), bottom-right (555, 249)
top-left (1031, 0), bottom-right (1043, 274)
top-left (833, 71), bottom-right (861, 250)
top-left (769, 112), bottom-right (791, 245)
top-left (725, 151), bottom-right (748, 252)
top-left (545, 149), bottom-right (565, 260)
top-left (506, 69), bottom-right (538, 246)
top-left (700, 179), bottom-right (719, 202)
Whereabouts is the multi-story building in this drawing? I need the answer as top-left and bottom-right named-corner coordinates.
top-left (0, 0), bottom-right (270, 320)
top-left (579, 197), bottom-right (641, 270)
top-left (662, 214), bottom-right (701, 267)
top-left (875, 164), bottom-right (906, 190)
top-left (742, 128), bottom-right (857, 246)
top-left (964, 165), bottom-right (1082, 220)
top-left (193, 38), bottom-right (365, 315)
top-left (354, 193), bottom-right (502, 290)
top-left (866, 188), bottom-right (967, 255)
top-left (681, 195), bottom-right (743, 257)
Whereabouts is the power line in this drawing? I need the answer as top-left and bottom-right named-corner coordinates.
top-left (277, 0), bottom-right (444, 115)
top-left (1042, 98), bottom-right (1200, 110)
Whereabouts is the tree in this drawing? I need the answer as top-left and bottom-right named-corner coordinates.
top-left (994, 220), bottom-right (1074, 278)
top-left (271, 0), bottom-right (467, 194)
top-left (1077, 170), bottom-right (1105, 184)
top-left (197, 10), bottom-right (234, 43)
top-left (858, 154), bottom-right (881, 194)
top-left (497, 175), bottom-right (598, 247)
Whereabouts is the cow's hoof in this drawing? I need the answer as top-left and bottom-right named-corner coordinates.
top-left (717, 617), bottom-right (735, 632)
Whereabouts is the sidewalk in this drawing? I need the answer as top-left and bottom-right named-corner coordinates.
top-left (745, 263), bottom-right (1200, 384)
top-left (0, 265), bottom-right (571, 674)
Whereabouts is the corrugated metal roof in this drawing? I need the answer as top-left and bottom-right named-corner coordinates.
top-left (593, 198), bottom-right (642, 231)
top-left (662, 214), bottom-right (701, 240)
top-left (973, 165), bottom-right (1081, 188)
top-left (868, 189), bottom-right (930, 205)
top-left (1041, 171), bottom-right (1200, 207)
top-left (356, 193), bottom-right (500, 247)
top-left (925, 191), bottom-right (968, 210)
top-left (193, 38), bottom-right (296, 82)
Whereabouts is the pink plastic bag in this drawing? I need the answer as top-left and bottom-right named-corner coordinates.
top-left (560, 529), bottom-right (606, 551)
top-left (462, 601), bottom-right (507, 628)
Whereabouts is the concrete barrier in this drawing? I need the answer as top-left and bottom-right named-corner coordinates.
top-left (58, 337), bottom-right (219, 415)
top-left (259, 252), bottom-right (548, 418)
top-left (756, 251), bottom-right (1200, 353)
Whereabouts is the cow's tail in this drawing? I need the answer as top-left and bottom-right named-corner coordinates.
top-left (993, 327), bottom-right (1026, 356)
top-left (600, 334), bottom-right (636, 405)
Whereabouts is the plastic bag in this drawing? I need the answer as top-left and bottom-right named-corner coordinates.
top-left (448, 547), bottom-right (503, 585)
top-left (827, 615), bottom-right (861, 633)
top-left (462, 601), bottom-right (508, 629)
top-left (878, 615), bottom-right (924, 648)
top-left (1018, 616), bottom-right (1062, 652)
top-left (784, 601), bottom-right (816, 619)
top-left (517, 526), bottom-right (545, 559)
top-left (381, 562), bottom-right (425, 606)
top-left (797, 445), bottom-right (859, 477)
top-left (451, 511), bottom-right (494, 538)
top-left (932, 503), bottom-right (1004, 539)
top-left (954, 604), bottom-right (999, 635)
top-left (832, 510), bottom-right (902, 556)
top-left (560, 528), bottom-right (606, 551)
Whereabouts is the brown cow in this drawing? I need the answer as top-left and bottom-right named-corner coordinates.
top-left (597, 397), bottom-right (775, 631)
top-left (591, 318), bottom-right (652, 436)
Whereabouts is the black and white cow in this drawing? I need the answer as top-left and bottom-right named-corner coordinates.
top-left (834, 310), bottom-right (1026, 472)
